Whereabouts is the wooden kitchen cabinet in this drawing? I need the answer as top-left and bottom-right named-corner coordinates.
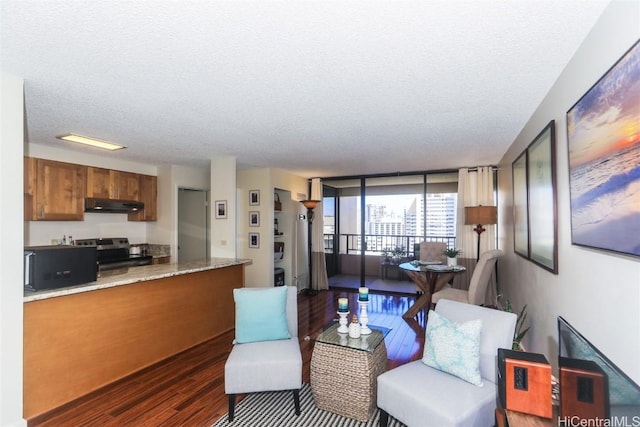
top-left (128, 174), bottom-right (157, 221)
top-left (26, 158), bottom-right (157, 222)
top-left (112, 170), bottom-right (140, 200)
top-left (24, 157), bottom-right (86, 221)
top-left (85, 167), bottom-right (111, 198)
top-left (86, 167), bottom-right (139, 201)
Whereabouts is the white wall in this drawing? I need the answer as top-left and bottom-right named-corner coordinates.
top-left (26, 213), bottom-right (149, 246)
top-left (1, 73), bottom-right (28, 426)
top-left (26, 143), bottom-right (157, 175)
top-left (498, 1), bottom-right (640, 382)
top-left (237, 168), bottom-right (307, 287)
top-left (147, 164), bottom-right (210, 260)
top-left (237, 168), bottom-right (272, 286)
top-left (211, 157), bottom-right (237, 258)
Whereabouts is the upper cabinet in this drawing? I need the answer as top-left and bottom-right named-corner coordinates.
top-left (24, 157), bottom-right (86, 221)
top-left (25, 157), bottom-right (157, 222)
top-left (86, 167), bottom-right (139, 201)
top-left (85, 167), bottom-right (111, 198)
top-left (113, 171), bottom-right (140, 201)
top-left (128, 174), bottom-right (157, 221)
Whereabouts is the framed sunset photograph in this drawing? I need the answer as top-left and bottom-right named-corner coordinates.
top-left (567, 40), bottom-right (640, 258)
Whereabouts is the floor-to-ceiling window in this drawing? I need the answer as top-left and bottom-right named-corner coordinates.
top-left (321, 171), bottom-right (459, 283)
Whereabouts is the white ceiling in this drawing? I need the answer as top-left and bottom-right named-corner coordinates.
top-left (1, 1), bottom-right (610, 178)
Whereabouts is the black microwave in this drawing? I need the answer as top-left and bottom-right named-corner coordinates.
top-left (24, 245), bottom-right (97, 292)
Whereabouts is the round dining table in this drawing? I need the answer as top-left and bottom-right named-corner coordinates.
top-left (398, 262), bottom-right (466, 319)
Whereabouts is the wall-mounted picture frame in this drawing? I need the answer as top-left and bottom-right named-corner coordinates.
top-left (249, 190), bottom-right (260, 206)
top-left (215, 200), bottom-right (227, 219)
top-left (566, 40), bottom-right (640, 258)
top-left (512, 120), bottom-right (558, 274)
top-left (528, 122), bottom-right (558, 272)
top-left (249, 211), bottom-right (260, 227)
top-left (248, 232), bottom-right (260, 248)
top-left (512, 150), bottom-right (528, 258)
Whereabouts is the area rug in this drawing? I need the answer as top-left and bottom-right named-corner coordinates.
top-left (211, 383), bottom-right (405, 427)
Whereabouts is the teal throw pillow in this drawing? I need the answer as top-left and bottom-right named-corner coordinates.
top-left (422, 310), bottom-right (483, 386)
top-left (234, 286), bottom-right (291, 344)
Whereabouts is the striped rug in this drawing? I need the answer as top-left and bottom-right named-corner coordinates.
top-left (211, 383), bottom-right (405, 427)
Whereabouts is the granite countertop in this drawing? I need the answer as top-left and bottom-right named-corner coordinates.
top-left (24, 258), bottom-right (252, 302)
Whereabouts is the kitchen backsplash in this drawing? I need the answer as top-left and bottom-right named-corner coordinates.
top-left (147, 244), bottom-right (170, 257)
top-left (128, 243), bottom-right (170, 257)
top-left (25, 212), bottom-right (146, 246)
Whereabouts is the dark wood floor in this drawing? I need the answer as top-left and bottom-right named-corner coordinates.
top-left (28, 288), bottom-right (425, 427)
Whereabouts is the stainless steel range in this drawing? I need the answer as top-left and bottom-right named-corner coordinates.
top-left (74, 238), bottom-right (152, 271)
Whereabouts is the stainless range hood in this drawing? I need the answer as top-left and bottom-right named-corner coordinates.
top-left (85, 198), bottom-right (144, 213)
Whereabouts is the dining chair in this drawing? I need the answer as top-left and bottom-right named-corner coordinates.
top-left (431, 249), bottom-right (503, 306)
top-left (418, 242), bottom-right (447, 265)
top-left (224, 285), bottom-right (302, 421)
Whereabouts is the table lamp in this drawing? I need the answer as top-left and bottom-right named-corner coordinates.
top-left (465, 205), bottom-right (497, 261)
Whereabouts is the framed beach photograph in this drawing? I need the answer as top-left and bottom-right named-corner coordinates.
top-left (249, 190), bottom-right (260, 206)
top-left (512, 120), bottom-right (558, 274)
top-left (215, 200), bottom-right (227, 219)
top-left (249, 211), bottom-right (260, 227)
top-left (248, 232), bottom-right (260, 248)
top-left (512, 150), bottom-right (529, 258)
top-left (567, 40), bottom-right (640, 258)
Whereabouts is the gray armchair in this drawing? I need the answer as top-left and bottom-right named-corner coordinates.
top-left (224, 286), bottom-right (302, 422)
top-left (377, 299), bottom-right (516, 426)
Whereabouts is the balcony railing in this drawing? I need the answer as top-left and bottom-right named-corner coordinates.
top-left (324, 233), bottom-right (456, 256)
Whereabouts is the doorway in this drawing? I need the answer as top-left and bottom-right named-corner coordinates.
top-left (178, 188), bottom-right (209, 261)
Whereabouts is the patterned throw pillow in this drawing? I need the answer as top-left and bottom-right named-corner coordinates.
top-left (422, 310), bottom-right (484, 386)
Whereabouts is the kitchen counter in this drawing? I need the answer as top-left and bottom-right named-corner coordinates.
top-left (24, 257), bottom-right (251, 302)
top-left (23, 258), bottom-right (250, 419)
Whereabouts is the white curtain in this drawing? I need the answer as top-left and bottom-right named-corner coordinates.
top-left (310, 178), bottom-right (329, 291)
top-left (456, 166), bottom-right (497, 304)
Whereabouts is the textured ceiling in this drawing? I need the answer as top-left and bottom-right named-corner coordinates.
top-left (1, 1), bottom-right (609, 178)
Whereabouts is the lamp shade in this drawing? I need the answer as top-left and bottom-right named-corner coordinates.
top-left (301, 200), bottom-right (320, 210)
top-left (465, 205), bottom-right (497, 225)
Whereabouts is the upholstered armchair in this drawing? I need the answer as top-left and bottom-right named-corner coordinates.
top-left (432, 249), bottom-right (503, 306)
top-left (377, 299), bottom-right (516, 427)
top-left (224, 286), bottom-right (302, 422)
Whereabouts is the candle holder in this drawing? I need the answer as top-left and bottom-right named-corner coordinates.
top-left (337, 311), bottom-right (349, 333)
top-left (359, 301), bottom-right (372, 335)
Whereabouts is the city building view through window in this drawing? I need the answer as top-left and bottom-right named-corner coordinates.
top-left (321, 172), bottom-right (459, 265)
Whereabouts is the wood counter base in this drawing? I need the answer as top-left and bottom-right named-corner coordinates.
top-left (24, 264), bottom-right (244, 419)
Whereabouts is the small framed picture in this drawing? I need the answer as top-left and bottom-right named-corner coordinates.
top-left (249, 190), bottom-right (260, 206)
top-left (215, 200), bottom-right (227, 219)
top-left (249, 232), bottom-right (260, 248)
top-left (249, 211), bottom-right (260, 227)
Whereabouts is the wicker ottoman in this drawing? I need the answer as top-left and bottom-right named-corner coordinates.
top-left (310, 325), bottom-right (388, 422)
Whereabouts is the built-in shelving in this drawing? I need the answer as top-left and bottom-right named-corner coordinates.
top-left (273, 189), bottom-right (291, 285)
